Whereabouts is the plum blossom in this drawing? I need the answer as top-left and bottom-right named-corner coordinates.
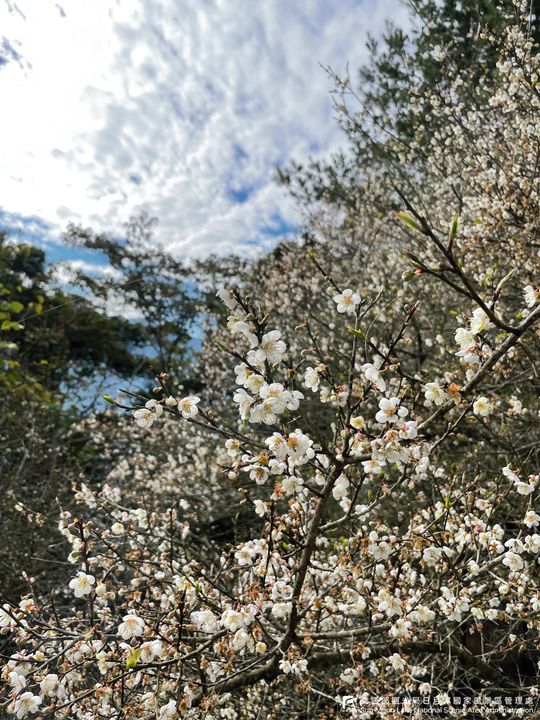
top-left (39, 674), bottom-right (59, 696)
top-left (159, 700), bottom-right (177, 718)
top-left (279, 658), bottom-right (308, 674)
top-left (0, 604), bottom-right (15, 629)
top-left (470, 307), bottom-right (492, 334)
top-left (424, 382), bottom-right (447, 406)
top-left (524, 510), bottom-right (540, 528)
top-left (455, 327), bottom-right (477, 351)
top-left (216, 288), bottom-right (237, 310)
top-left (12, 693), bottom-right (42, 718)
top-left (388, 653), bottom-right (406, 672)
top-left (388, 618), bottom-right (412, 640)
top-left (524, 285), bottom-right (540, 307)
top-left (254, 330), bottom-right (286, 365)
top-left (332, 474), bottom-right (350, 500)
top-left (502, 552), bottom-right (524, 572)
top-left (473, 396), bottom-right (492, 417)
top-left (333, 288), bottom-right (361, 314)
top-left (191, 610), bottom-right (219, 634)
top-left (68, 572), bottom-right (95, 598)
top-left (304, 366), bottom-right (320, 391)
top-left (225, 438), bottom-right (241, 457)
top-left (248, 465), bottom-right (268, 485)
top-left (178, 396), bottom-right (200, 419)
top-left (375, 397), bottom-right (408, 424)
top-left (503, 466), bottom-right (536, 495)
top-left (133, 400), bottom-right (163, 428)
top-left (362, 458), bottom-right (385, 475)
top-left (350, 415), bottom-right (366, 430)
top-left (118, 614), bottom-right (145, 640)
top-left (361, 362), bottom-right (386, 391)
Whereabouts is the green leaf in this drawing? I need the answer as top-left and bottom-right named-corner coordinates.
top-left (1, 320), bottom-right (23, 331)
top-left (395, 211), bottom-right (421, 232)
top-left (9, 301), bottom-right (24, 314)
top-left (102, 394), bottom-right (124, 408)
top-left (448, 213), bottom-right (459, 240)
top-left (444, 495), bottom-right (452, 510)
top-left (126, 648), bottom-right (141, 669)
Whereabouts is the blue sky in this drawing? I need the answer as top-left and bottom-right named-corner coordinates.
top-left (0, 0), bottom-right (409, 269)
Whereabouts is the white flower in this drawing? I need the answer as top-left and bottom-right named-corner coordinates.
top-left (350, 415), bottom-right (366, 430)
top-left (375, 397), bottom-right (408, 424)
top-left (68, 572), bottom-right (95, 598)
top-left (221, 608), bottom-right (245, 632)
top-left (178, 396), bottom-right (200, 419)
top-left (279, 659), bottom-right (293, 674)
top-left (503, 466), bottom-right (536, 495)
top-left (232, 629), bottom-right (250, 651)
top-left (524, 285), bottom-right (540, 308)
top-left (191, 610), bottom-right (219, 633)
top-left (253, 500), bottom-right (268, 517)
top-left (254, 330), bottom-right (286, 365)
top-left (279, 658), bottom-right (308, 675)
top-left (265, 432), bottom-right (288, 460)
top-left (524, 510), bottom-right (540, 528)
top-left (518, 479), bottom-right (537, 496)
top-left (39, 674), bottom-right (59, 696)
top-left (399, 420), bottom-right (418, 440)
top-left (286, 430), bottom-right (315, 464)
top-left (248, 465), bottom-right (268, 485)
top-left (246, 372), bottom-right (266, 393)
top-left (502, 551), bottom-right (524, 572)
top-left (332, 474), bottom-right (349, 500)
top-left (159, 699), bottom-right (178, 718)
top-left (133, 400), bottom-right (163, 428)
top-left (424, 382), bottom-right (447, 406)
top-left (140, 640), bottom-right (163, 663)
top-left (118, 614), bottom-right (145, 640)
top-left (361, 362), bottom-right (386, 391)
top-left (409, 606), bottom-right (435, 624)
top-left (473, 396), bottom-right (492, 417)
top-left (362, 458), bottom-right (385, 475)
top-left (282, 475), bottom-right (304, 494)
top-left (0, 604), bottom-right (15, 628)
top-left (271, 602), bottom-right (292, 620)
top-left (225, 438), bottom-right (241, 457)
top-left (230, 319), bottom-right (257, 346)
top-left (470, 307), bottom-right (492, 334)
top-left (388, 653), bottom-right (406, 673)
top-left (235, 546), bottom-right (254, 566)
top-left (388, 618), bottom-right (412, 640)
top-left (524, 534), bottom-right (540, 553)
top-left (455, 327), bottom-right (476, 350)
top-left (304, 366), bottom-right (320, 392)
top-left (233, 388), bottom-right (254, 418)
top-left (333, 288), bottom-right (361, 314)
top-left (8, 672), bottom-right (26, 692)
top-left (271, 581), bottom-right (293, 601)
top-left (250, 399), bottom-right (279, 425)
top-left (216, 288), bottom-right (237, 309)
top-left (377, 590), bottom-right (401, 617)
top-left (13, 693), bottom-right (42, 718)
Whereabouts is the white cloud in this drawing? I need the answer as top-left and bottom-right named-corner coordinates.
top-left (0, 0), bottom-right (409, 258)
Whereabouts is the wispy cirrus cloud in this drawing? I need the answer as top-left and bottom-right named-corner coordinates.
top-left (0, 0), bottom-right (409, 258)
